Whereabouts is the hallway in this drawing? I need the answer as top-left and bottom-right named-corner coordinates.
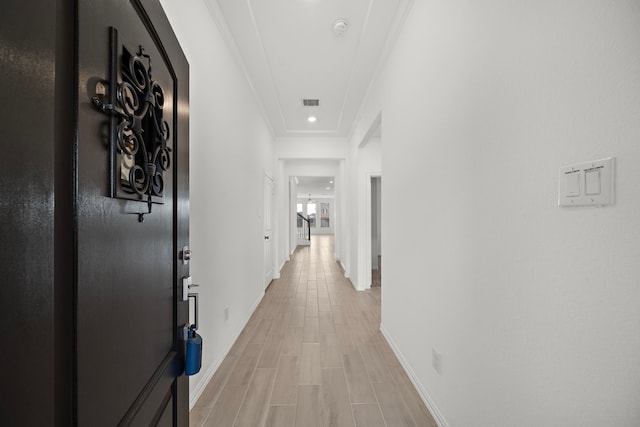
top-left (190, 236), bottom-right (437, 427)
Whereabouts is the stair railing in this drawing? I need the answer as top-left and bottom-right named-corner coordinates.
top-left (297, 213), bottom-right (311, 242)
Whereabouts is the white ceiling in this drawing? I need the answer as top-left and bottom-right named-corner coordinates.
top-left (296, 176), bottom-right (334, 198)
top-left (208, 0), bottom-right (409, 138)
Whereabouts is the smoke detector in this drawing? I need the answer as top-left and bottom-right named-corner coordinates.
top-left (333, 19), bottom-right (349, 37)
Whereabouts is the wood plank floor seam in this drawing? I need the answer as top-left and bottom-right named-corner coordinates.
top-left (192, 236), bottom-right (437, 427)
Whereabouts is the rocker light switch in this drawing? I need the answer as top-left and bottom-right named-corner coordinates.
top-left (566, 173), bottom-right (580, 197)
top-left (585, 169), bottom-right (601, 195)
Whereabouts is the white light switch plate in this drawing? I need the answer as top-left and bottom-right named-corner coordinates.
top-left (558, 157), bottom-right (614, 207)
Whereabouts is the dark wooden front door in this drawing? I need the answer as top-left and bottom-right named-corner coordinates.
top-left (76, 0), bottom-right (189, 425)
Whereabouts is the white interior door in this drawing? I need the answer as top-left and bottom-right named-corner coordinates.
top-left (263, 174), bottom-right (274, 288)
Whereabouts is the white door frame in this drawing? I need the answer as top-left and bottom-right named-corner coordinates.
top-left (361, 171), bottom-right (381, 290)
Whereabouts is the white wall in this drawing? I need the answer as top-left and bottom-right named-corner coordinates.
top-left (348, 135), bottom-right (381, 289)
top-left (337, 159), bottom-right (348, 268)
top-left (160, 0), bottom-right (274, 407)
top-left (355, 1), bottom-right (640, 426)
top-left (285, 159), bottom-right (340, 177)
top-left (276, 137), bottom-right (348, 159)
top-left (288, 175), bottom-right (298, 257)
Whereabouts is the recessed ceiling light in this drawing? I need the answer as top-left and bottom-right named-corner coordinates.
top-left (307, 116), bottom-right (317, 123)
top-left (326, 187), bottom-right (330, 190)
top-left (329, 180), bottom-right (333, 184)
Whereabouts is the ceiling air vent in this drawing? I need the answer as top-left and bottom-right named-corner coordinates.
top-left (302, 99), bottom-right (320, 107)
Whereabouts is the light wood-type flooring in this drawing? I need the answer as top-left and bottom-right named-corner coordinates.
top-left (190, 236), bottom-right (437, 427)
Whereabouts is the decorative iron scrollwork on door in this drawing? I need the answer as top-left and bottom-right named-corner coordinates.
top-left (92, 27), bottom-right (171, 222)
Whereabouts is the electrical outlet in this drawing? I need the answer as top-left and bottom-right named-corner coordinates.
top-left (432, 349), bottom-right (442, 375)
top-left (224, 307), bottom-right (229, 321)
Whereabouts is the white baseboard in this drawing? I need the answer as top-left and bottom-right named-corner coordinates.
top-left (189, 292), bottom-right (264, 409)
top-left (339, 260), bottom-right (347, 276)
top-left (188, 352), bottom-right (219, 410)
top-left (380, 325), bottom-right (449, 427)
top-left (273, 260), bottom-right (287, 279)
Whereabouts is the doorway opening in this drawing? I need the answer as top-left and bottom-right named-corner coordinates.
top-left (295, 176), bottom-right (335, 247)
top-left (371, 176), bottom-right (382, 287)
